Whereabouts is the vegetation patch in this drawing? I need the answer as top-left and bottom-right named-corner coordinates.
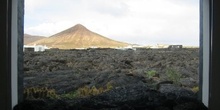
top-left (145, 70), bottom-right (157, 79)
top-left (61, 82), bottom-right (113, 99)
top-left (24, 87), bottom-right (59, 99)
top-left (165, 68), bottom-right (182, 85)
top-left (191, 86), bottom-right (199, 93)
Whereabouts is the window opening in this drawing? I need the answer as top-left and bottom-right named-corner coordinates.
top-left (20, 0), bottom-right (206, 109)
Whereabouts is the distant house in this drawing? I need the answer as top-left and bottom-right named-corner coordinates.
top-left (149, 44), bottom-right (170, 48)
top-left (168, 45), bottom-right (183, 49)
top-left (23, 45), bottom-right (50, 52)
top-left (115, 45), bottom-right (137, 51)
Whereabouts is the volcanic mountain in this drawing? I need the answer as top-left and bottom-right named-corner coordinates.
top-left (28, 24), bottom-right (130, 49)
top-left (24, 34), bottom-right (46, 45)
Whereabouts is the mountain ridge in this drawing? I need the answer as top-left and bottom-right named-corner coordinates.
top-left (28, 24), bottom-right (130, 49)
top-left (24, 34), bottom-right (46, 45)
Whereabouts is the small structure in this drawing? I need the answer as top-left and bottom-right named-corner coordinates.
top-left (23, 45), bottom-right (50, 52)
top-left (24, 47), bottom-right (34, 52)
top-left (149, 44), bottom-right (170, 49)
top-left (168, 45), bottom-right (183, 49)
top-left (115, 45), bottom-right (136, 51)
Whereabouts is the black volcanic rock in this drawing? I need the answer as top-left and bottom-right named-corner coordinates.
top-left (23, 48), bottom-right (199, 94)
top-left (14, 84), bottom-right (207, 110)
top-left (21, 48), bottom-right (203, 110)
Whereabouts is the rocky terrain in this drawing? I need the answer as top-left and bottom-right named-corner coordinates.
top-left (24, 48), bottom-right (199, 93)
top-left (19, 48), bottom-right (206, 110)
top-left (15, 84), bottom-right (207, 110)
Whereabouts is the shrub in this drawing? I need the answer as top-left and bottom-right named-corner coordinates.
top-left (24, 87), bottom-right (59, 99)
top-left (106, 82), bottom-right (113, 90)
top-left (145, 70), bottom-right (157, 79)
top-left (165, 68), bottom-right (181, 85)
top-left (60, 91), bottom-right (78, 99)
top-left (61, 82), bottom-right (114, 99)
top-left (191, 86), bottom-right (199, 93)
top-left (78, 86), bottom-right (106, 97)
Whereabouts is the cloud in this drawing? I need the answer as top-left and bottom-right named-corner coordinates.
top-left (25, 21), bottom-right (75, 36)
top-left (24, 0), bottom-right (199, 46)
top-left (86, 0), bottom-right (129, 17)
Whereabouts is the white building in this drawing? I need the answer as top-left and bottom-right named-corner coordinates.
top-left (115, 45), bottom-right (137, 51)
top-left (149, 44), bottom-right (170, 49)
top-left (23, 45), bottom-right (50, 52)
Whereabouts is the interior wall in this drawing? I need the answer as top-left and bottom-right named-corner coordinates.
top-left (17, 0), bottom-right (24, 103)
top-left (0, 0), bottom-right (12, 109)
top-left (209, 0), bottom-right (220, 109)
top-left (0, 0), bottom-right (23, 109)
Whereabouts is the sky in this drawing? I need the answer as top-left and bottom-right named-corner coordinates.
top-left (24, 0), bottom-right (199, 46)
